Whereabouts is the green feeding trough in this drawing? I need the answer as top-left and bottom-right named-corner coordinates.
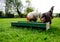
top-left (11, 21), bottom-right (50, 30)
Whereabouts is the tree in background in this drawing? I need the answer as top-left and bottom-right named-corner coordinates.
top-left (13, 0), bottom-right (23, 17)
top-left (5, 0), bottom-right (13, 14)
top-left (25, 0), bottom-right (34, 14)
top-left (5, 0), bottom-right (23, 17)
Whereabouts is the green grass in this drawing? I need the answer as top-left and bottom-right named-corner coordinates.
top-left (0, 18), bottom-right (60, 42)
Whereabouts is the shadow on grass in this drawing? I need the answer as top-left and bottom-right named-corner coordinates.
top-left (11, 25), bottom-right (60, 36)
top-left (45, 26), bottom-right (60, 36)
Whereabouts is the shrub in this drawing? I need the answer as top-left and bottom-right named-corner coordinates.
top-left (5, 12), bottom-right (14, 18)
top-left (0, 11), bottom-right (4, 18)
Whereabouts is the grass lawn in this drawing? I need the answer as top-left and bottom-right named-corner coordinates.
top-left (0, 18), bottom-right (60, 42)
